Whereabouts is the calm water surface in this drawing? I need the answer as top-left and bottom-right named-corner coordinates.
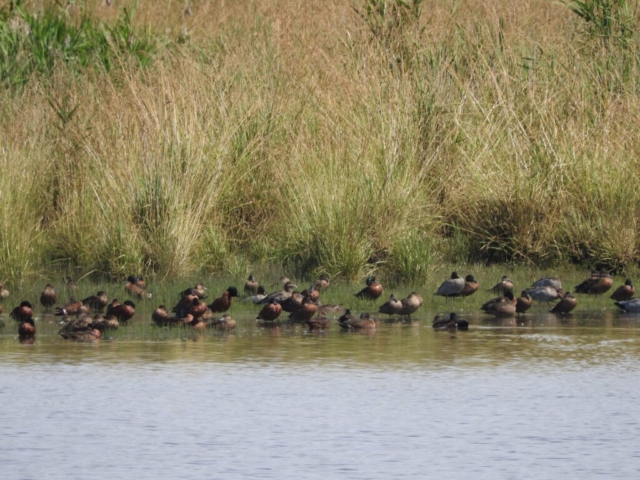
top-left (2, 309), bottom-right (640, 479)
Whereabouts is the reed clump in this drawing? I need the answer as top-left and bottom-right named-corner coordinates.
top-left (1, 0), bottom-right (640, 285)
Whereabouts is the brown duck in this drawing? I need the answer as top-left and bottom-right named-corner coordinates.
top-left (40, 284), bottom-right (58, 310)
top-left (207, 287), bottom-right (238, 313)
top-left (305, 316), bottom-right (331, 331)
top-left (18, 318), bottom-right (36, 339)
top-left (289, 297), bottom-right (318, 322)
top-left (82, 291), bottom-right (108, 311)
top-left (256, 298), bottom-right (283, 322)
top-left (378, 294), bottom-right (403, 317)
top-left (11, 301), bottom-right (34, 322)
top-left (355, 276), bottom-right (383, 300)
top-left (610, 279), bottom-right (635, 301)
top-left (54, 299), bottom-right (89, 317)
top-left (108, 300), bottom-right (136, 322)
top-left (461, 275), bottom-right (479, 297)
top-left (550, 291), bottom-right (577, 314)
top-left (400, 292), bottom-right (423, 317)
top-left (244, 275), bottom-right (260, 295)
top-left (489, 276), bottom-right (514, 294)
top-left (481, 291), bottom-right (517, 317)
top-left (125, 275), bottom-right (152, 299)
top-left (339, 312), bottom-right (376, 330)
top-left (516, 291), bottom-right (533, 315)
top-left (574, 272), bottom-right (613, 295)
top-left (208, 314), bottom-right (236, 331)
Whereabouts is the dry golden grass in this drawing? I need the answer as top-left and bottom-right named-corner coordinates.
top-left (1, 0), bottom-right (640, 284)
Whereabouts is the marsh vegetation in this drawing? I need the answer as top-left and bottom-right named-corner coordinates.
top-left (2, 0), bottom-right (640, 285)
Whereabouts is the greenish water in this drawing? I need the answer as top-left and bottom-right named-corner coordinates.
top-left (2, 270), bottom-right (640, 479)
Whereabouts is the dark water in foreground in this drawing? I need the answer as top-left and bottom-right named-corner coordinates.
top-left (2, 310), bottom-right (640, 479)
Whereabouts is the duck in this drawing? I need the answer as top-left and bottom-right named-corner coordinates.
top-left (244, 275), bottom-right (260, 295)
top-left (40, 284), bottom-right (58, 310)
top-left (400, 292), bottom-right (423, 317)
top-left (550, 291), bottom-right (578, 314)
top-left (614, 298), bottom-right (640, 313)
top-left (106, 298), bottom-right (120, 316)
top-left (0, 283), bottom-right (10, 299)
top-left (315, 275), bottom-right (331, 291)
top-left (531, 276), bottom-right (562, 290)
top-left (301, 285), bottom-right (320, 303)
top-left (10, 301), bottom-right (34, 322)
top-left (54, 298), bottom-right (89, 317)
top-left (610, 279), bottom-right (635, 301)
top-left (207, 287), bottom-right (238, 313)
top-left (289, 297), bottom-right (318, 322)
top-left (243, 286), bottom-right (267, 304)
top-left (151, 306), bottom-right (180, 328)
top-left (305, 316), bottom-right (331, 331)
top-left (461, 275), bottom-right (479, 297)
top-left (185, 297), bottom-right (208, 319)
top-left (59, 313), bottom-right (94, 332)
top-left (338, 311), bottom-right (376, 330)
top-left (64, 276), bottom-right (79, 291)
top-left (108, 300), bottom-right (136, 322)
top-left (59, 327), bottom-right (100, 342)
top-left (181, 283), bottom-right (207, 299)
top-left (258, 282), bottom-right (297, 305)
top-left (91, 314), bottom-right (119, 331)
top-left (186, 316), bottom-right (208, 332)
top-left (208, 314), bottom-right (236, 331)
top-left (516, 290), bottom-right (533, 315)
top-left (434, 271), bottom-right (465, 297)
top-left (82, 291), bottom-right (108, 311)
top-left (574, 272), bottom-right (613, 295)
top-left (256, 298), bottom-right (283, 322)
top-left (481, 291), bottom-right (517, 316)
top-left (280, 292), bottom-right (305, 313)
top-left (354, 276), bottom-right (383, 300)
top-left (337, 309), bottom-right (356, 325)
top-left (525, 285), bottom-right (563, 303)
top-left (125, 275), bottom-right (152, 299)
top-left (489, 275), bottom-right (515, 294)
top-left (377, 294), bottom-right (403, 317)
top-left (432, 313), bottom-right (469, 331)
top-left (172, 289), bottom-right (198, 317)
top-left (18, 318), bottom-right (36, 338)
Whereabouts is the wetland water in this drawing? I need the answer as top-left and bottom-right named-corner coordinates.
top-left (2, 308), bottom-right (640, 479)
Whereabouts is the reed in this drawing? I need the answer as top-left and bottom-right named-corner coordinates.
top-left (1, 0), bottom-right (640, 286)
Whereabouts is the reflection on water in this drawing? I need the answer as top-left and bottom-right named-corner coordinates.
top-left (2, 310), bottom-right (640, 479)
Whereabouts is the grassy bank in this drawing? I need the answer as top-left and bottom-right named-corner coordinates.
top-left (1, 0), bottom-right (640, 285)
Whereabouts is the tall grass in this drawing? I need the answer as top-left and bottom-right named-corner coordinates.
top-left (1, 0), bottom-right (640, 285)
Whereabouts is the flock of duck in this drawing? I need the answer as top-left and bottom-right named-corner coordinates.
top-left (1, 270), bottom-right (639, 342)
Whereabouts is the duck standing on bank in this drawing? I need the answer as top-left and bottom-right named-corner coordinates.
top-left (378, 294), bottom-right (403, 318)
top-left (208, 287), bottom-right (238, 313)
top-left (400, 292), bottom-right (424, 318)
top-left (355, 276), bottom-right (383, 300)
top-left (574, 272), bottom-right (613, 295)
top-left (489, 276), bottom-right (514, 294)
top-left (610, 279), bottom-right (635, 301)
top-left (461, 275), bottom-right (479, 297)
top-left (435, 272), bottom-right (465, 298)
